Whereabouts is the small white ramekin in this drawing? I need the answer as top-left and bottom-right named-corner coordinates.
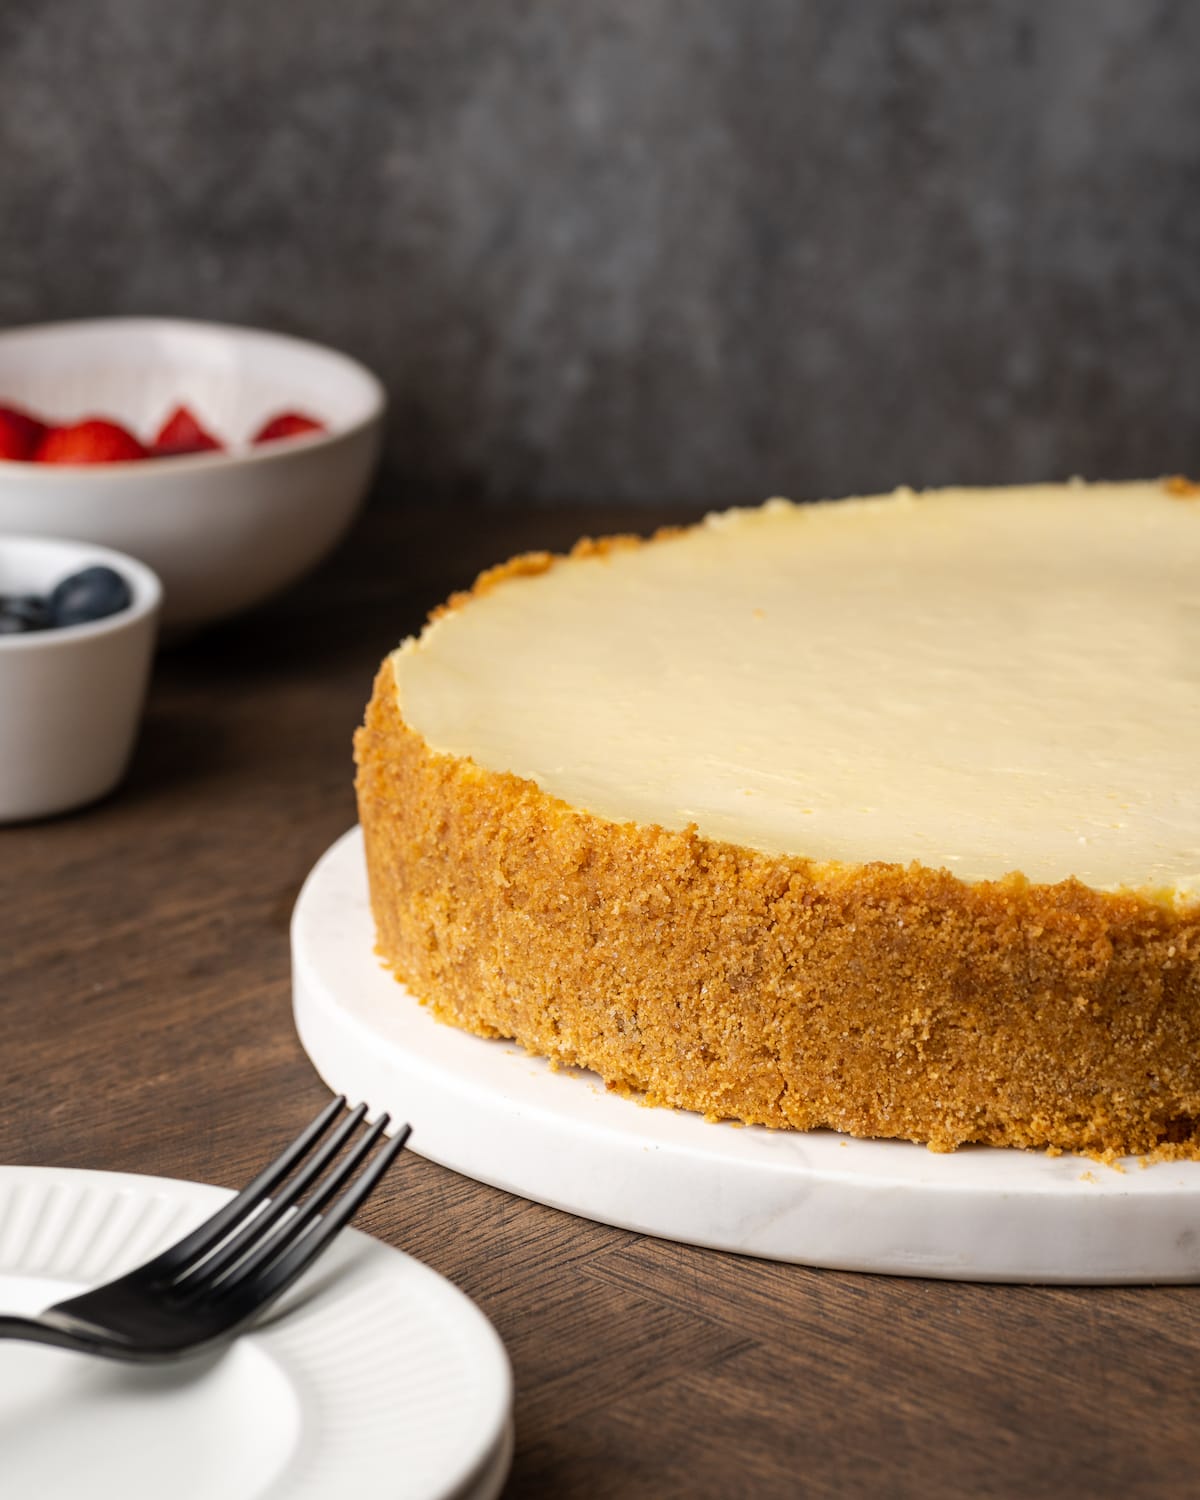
top-left (0, 535), bottom-right (162, 821)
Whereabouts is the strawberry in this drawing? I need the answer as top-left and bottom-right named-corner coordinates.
top-left (0, 402), bottom-right (49, 461)
top-left (253, 410), bottom-right (326, 444)
top-left (152, 404), bottom-right (223, 456)
top-left (36, 418), bottom-right (148, 465)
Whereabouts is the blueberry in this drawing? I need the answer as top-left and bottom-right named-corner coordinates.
top-left (50, 565), bottom-right (132, 627)
top-left (0, 594), bottom-right (53, 633)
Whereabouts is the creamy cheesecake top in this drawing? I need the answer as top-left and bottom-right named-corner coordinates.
top-left (391, 481), bottom-right (1200, 900)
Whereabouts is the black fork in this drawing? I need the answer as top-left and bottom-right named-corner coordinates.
top-left (0, 1096), bottom-right (410, 1360)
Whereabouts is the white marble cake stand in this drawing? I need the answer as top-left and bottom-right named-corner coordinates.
top-left (292, 828), bottom-right (1200, 1284)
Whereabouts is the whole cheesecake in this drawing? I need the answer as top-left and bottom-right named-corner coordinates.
top-left (355, 479), bottom-right (1200, 1156)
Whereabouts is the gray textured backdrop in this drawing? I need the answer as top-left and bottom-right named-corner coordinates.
top-left (2, 0), bottom-right (1198, 506)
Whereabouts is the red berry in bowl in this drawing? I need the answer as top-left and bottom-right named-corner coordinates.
top-left (152, 405), bottom-right (223, 456)
top-left (37, 419), bottom-right (148, 465)
top-left (0, 403), bottom-right (49, 460)
top-left (253, 411), bottom-right (326, 444)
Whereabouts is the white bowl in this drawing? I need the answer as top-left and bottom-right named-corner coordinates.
top-left (0, 535), bottom-right (161, 821)
top-left (0, 318), bottom-right (385, 630)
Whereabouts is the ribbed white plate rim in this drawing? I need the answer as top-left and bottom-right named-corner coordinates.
top-left (0, 1164), bottom-right (512, 1499)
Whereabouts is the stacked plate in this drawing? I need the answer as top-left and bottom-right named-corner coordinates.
top-left (0, 1165), bottom-right (512, 1500)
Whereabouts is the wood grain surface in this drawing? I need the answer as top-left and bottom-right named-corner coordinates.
top-left (3, 498), bottom-right (1199, 1499)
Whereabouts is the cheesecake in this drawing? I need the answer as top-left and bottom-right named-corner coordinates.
top-left (355, 479), bottom-right (1200, 1156)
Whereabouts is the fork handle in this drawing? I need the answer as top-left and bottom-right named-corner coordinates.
top-left (0, 1312), bottom-right (120, 1356)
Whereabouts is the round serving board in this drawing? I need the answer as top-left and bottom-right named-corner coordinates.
top-left (292, 828), bottom-right (1200, 1284)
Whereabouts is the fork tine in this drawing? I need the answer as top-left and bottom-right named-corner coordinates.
top-left (220, 1122), bottom-right (411, 1312)
top-left (213, 1113), bottom-right (394, 1293)
top-left (143, 1095), bottom-right (348, 1277)
top-left (176, 1102), bottom-right (369, 1288)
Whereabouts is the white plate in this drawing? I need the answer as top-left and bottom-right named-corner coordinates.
top-left (0, 1165), bottom-right (512, 1500)
top-left (293, 828), bottom-right (1200, 1284)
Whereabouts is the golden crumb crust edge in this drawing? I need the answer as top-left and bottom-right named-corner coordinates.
top-left (355, 657), bottom-right (1200, 1158)
top-left (427, 527), bottom-right (685, 625)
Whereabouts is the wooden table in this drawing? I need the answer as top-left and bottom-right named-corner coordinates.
top-left (5, 499), bottom-right (1198, 1499)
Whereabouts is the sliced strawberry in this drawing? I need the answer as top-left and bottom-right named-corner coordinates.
top-left (0, 402), bottom-right (49, 461)
top-left (36, 418), bottom-right (148, 465)
top-left (252, 410), bottom-right (326, 444)
top-left (152, 404), bottom-right (223, 456)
